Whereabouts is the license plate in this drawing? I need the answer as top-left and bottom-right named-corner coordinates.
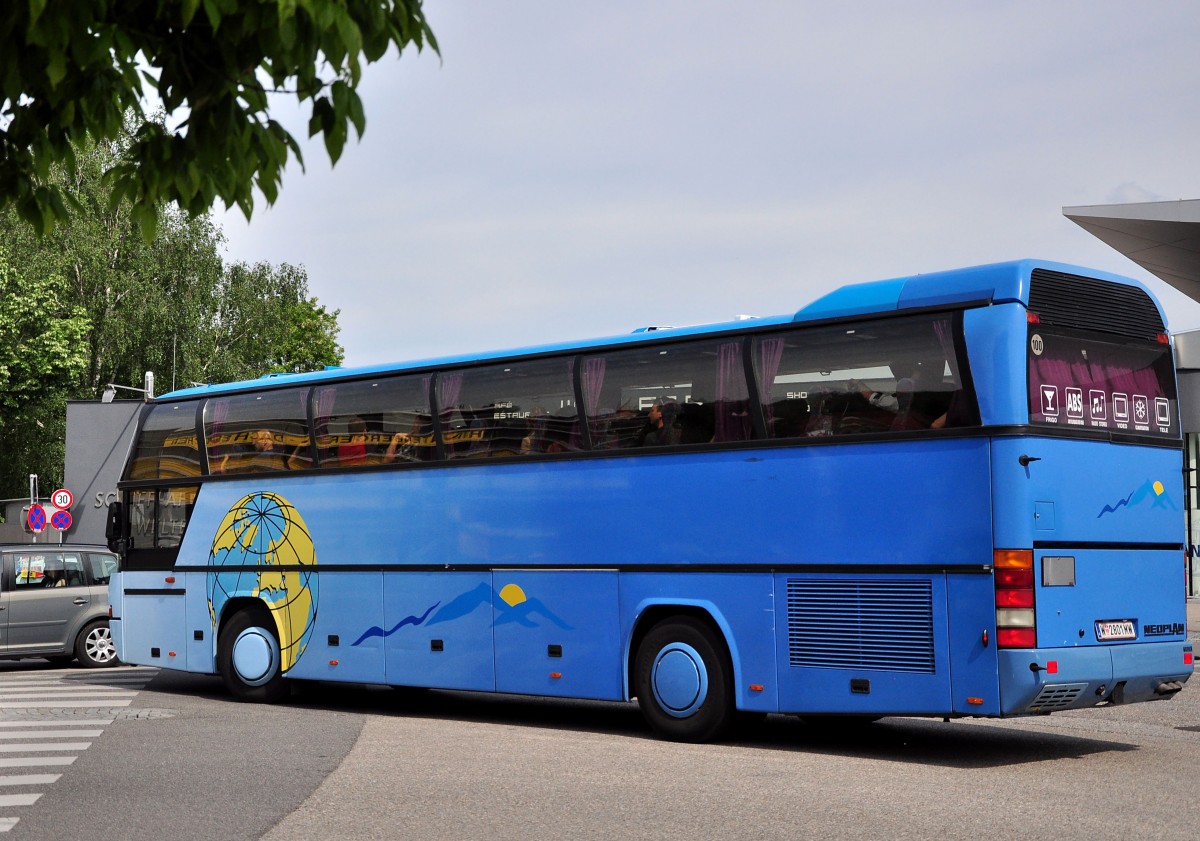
top-left (1095, 620), bottom-right (1136, 641)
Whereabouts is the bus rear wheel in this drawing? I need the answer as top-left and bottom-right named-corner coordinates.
top-left (634, 617), bottom-right (734, 743)
top-left (218, 607), bottom-right (288, 703)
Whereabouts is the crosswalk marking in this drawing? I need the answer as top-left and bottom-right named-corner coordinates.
top-left (0, 743), bottom-right (91, 753)
top-left (0, 700), bottom-right (131, 709)
top-left (0, 665), bottom-right (156, 833)
top-left (0, 686), bottom-right (140, 694)
top-left (0, 796), bottom-right (39, 808)
top-left (0, 720), bottom-right (113, 728)
top-left (0, 758), bottom-right (76, 768)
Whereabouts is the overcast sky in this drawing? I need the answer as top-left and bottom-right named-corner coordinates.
top-left (217, 2), bottom-right (1200, 368)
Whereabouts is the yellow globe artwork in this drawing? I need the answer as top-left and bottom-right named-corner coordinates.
top-left (206, 492), bottom-right (319, 672)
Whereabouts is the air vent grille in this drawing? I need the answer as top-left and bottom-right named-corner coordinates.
top-left (1029, 269), bottom-right (1164, 339)
top-left (1028, 683), bottom-right (1087, 712)
top-left (786, 579), bottom-right (936, 673)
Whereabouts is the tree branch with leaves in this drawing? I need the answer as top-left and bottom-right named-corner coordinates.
top-left (0, 1), bottom-right (437, 237)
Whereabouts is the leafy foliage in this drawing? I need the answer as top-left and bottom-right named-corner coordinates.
top-left (0, 1), bottom-right (437, 236)
top-left (0, 247), bottom-right (90, 412)
top-left (0, 246), bottom-right (90, 497)
top-left (0, 129), bottom-right (344, 499)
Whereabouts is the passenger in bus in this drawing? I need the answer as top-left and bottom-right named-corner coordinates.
top-left (218, 429), bottom-right (292, 472)
top-left (384, 417), bottom-right (433, 462)
top-left (595, 405), bottom-right (641, 449)
top-left (634, 401), bottom-right (681, 446)
top-left (891, 360), bottom-right (952, 430)
top-left (337, 417), bottom-right (371, 466)
top-left (384, 430), bottom-right (417, 462)
top-left (848, 362), bottom-right (917, 414)
top-left (769, 397), bottom-right (809, 438)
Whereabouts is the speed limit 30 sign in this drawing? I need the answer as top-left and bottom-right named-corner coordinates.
top-left (51, 488), bottom-right (74, 509)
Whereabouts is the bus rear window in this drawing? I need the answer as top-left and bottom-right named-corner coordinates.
top-left (1028, 327), bottom-right (1178, 436)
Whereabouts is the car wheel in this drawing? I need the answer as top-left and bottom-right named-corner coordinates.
top-left (75, 620), bottom-right (120, 668)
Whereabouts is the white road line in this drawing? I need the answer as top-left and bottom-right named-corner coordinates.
top-left (0, 700), bottom-right (131, 709)
top-left (0, 688), bottom-right (138, 696)
top-left (0, 758), bottom-right (76, 768)
top-left (0, 796), bottom-right (39, 808)
top-left (0, 668), bottom-right (151, 833)
top-left (0, 690), bottom-right (135, 698)
top-left (0, 775), bottom-right (60, 786)
top-left (0, 720), bottom-right (113, 728)
top-left (0, 731), bottom-right (103, 739)
top-left (0, 744), bottom-right (91, 753)
top-left (0, 683), bottom-right (68, 689)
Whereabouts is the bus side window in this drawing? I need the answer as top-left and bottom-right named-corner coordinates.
top-left (581, 337), bottom-right (753, 450)
top-left (753, 313), bottom-right (978, 438)
top-left (440, 359), bottom-right (580, 461)
top-left (313, 377), bottom-right (436, 467)
top-left (204, 389), bottom-right (310, 474)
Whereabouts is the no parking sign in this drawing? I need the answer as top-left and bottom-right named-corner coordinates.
top-left (26, 504), bottom-right (46, 533)
top-left (51, 509), bottom-right (73, 531)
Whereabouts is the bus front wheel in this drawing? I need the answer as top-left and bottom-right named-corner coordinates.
top-left (634, 617), bottom-right (734, 743)
top-left (217, 607), bottom-right (288, 703)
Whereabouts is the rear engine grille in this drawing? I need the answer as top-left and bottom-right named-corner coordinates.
top-left (1029, 268), bottom-right (1164, 340)
top-left (1028, 683), bottom-right (1087, 712)
top-left (786, 579), bottom-right (936, 673)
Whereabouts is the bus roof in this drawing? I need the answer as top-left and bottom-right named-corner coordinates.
top-left (159, 259), bottom-right (1159, 401)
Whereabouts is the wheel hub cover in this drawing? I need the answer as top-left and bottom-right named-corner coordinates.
top-left (651, 642), bottom-right (708, 718)
top-left (232, 627), bottom-right (279, 686)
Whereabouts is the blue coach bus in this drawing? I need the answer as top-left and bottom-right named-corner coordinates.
top-left (106, 259), bottom-right (1193, 741)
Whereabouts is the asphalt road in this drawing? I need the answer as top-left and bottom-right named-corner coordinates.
top-left (3, 657), bottom-right (1200, 841)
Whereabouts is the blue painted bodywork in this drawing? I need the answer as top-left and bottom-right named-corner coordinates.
top-left (109, 259), bottom-right (1190, 722)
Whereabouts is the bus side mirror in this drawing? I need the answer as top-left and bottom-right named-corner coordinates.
top-left (105, 500), bottom-right (126, 554)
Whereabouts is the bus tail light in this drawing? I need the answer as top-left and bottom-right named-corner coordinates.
top-left (995, 549), bottom-right (1035, 649)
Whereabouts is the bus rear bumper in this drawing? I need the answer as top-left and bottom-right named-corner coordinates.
top-left (997, 642), bottom-right (1193, 715)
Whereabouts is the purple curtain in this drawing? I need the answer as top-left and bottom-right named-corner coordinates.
top-left (755, 338), bottom-right (785, 435)
top-left (315, 387), bottom-right (337, 432)
top-left (438, 373), bottom-right (463, 416)
top-left (582, 357), bottom-right (606, 416)
top-left (580, 357), bottom-right (607, 447)
top-left (715, 341), bottom-right (751, 441)
top-left (204, 398), bottom-right (230, 460)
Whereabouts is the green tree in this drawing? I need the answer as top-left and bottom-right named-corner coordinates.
top-left (0, 1), bottom-right (437, 236)
top-left (0, 127), bottom-right (344, 499)
top-left (193, 261), bottom-right (343, 384)
top-left (0, 246), bottom-right (90, 497)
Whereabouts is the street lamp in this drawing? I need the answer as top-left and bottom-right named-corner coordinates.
top-left (101, 371), bottom-right (156, 403)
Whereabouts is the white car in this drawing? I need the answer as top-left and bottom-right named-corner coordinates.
top-left (0, 544), bottom-right (120, 667)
